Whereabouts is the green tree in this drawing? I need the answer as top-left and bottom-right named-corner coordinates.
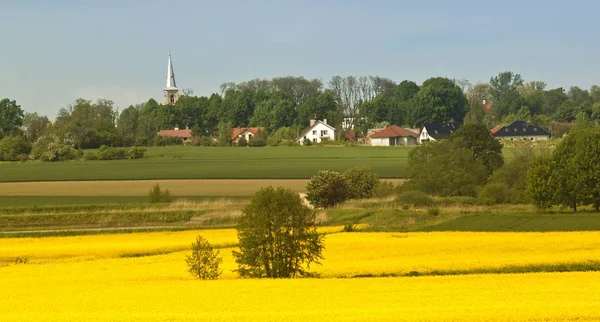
top-left (305, 170), bottom-right (349, 208)
top-left (217, 121), bottom-right (232, 146)
top-left (409, 77), bottom-right (467, 126)
top-left (248, 129), bottom-right (268, 147)
top-left (22, 112), bottom-right (50, 142)
top-left (185, 235), bottom-right (222, 280)
top-left (343, 167), bottom-right (379, 199)
top-left (526, 155), bottom-right (559, 210)
top-left (489, 71), bottom-right (524, 120)
top-left (148, 184), bottom-right (173, 203)
top-left (452, 123), bottom-right (504, 175)
top-left (0, 135), bottom-right (32, 161)
top-left (117, 106), bottom-right (139, 146)
top-left (0, 98), bottom-right (25, 135)
top-left (233, 187), bottom-right (324, 278)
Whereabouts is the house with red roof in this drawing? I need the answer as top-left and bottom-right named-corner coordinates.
top-left (157, 128), bottom-right (193, 142)
top-left (231, 127), bottom-right (264, 144)
top-left (369, 125), bottom-right (418, 146)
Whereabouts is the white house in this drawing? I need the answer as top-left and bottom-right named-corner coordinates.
top-left (491, 121), bottom-right (550, 141)
top-left (419, 122), bottom-right (461, 144)
top-left (298, 119), bottom-right (336, 145)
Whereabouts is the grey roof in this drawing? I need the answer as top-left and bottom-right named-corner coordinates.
top-left (165, 54), bottom-right (177, 90)
top-left (422, 122), bottom-right (462, 140)
top-left (493, 121), bottom-right (550, 137)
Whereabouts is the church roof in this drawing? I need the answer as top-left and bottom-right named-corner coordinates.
top-left (165, 54), bottom-right (177, 90)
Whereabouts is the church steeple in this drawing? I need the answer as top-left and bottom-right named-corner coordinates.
top-left (163, 53), bottom-right (179, 105)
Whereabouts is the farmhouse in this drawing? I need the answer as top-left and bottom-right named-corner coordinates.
top-left (369, 125), bottom-right (418, 146)
top-left (231, 127), bottom-right (264, 144)
top-left (298, 119), bottom-right (336, 145)
top-left (491, 121), bottom-right (550, 141)
top-left (419, 122), bottom-right (461, 143)
top-left (157, 128), bottom-right (192, 142)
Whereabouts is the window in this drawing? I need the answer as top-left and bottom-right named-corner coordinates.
top-left (320, 130), bottom-right (328, 136)
top-left (313, 138), bottom-right (317, 143)
top-left (312, 130), bottom-right (317, 135)
top-left (505, 129), bottom-right (509, 132)
top-left (523, 128), bottom-right (526, 132)
top-left (170, 94), bottom-right (175, 104)
top-left (514, 128), bottom-right (517, 132)
top-left (534, 128), bottom-right (537, 132)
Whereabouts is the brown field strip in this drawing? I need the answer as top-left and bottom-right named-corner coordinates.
top-left (0, 179), bottom-right (405, 197)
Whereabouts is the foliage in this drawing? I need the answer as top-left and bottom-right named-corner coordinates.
top-left (97, 145), bottom-right (127, 160)
top-left (526, 155), bottom-right (559, 210)
top-left (407, 140), bottom-right (488, 197)
top-left (452, 123), bottom-right (504, 175)
top-left (197, 136), bottom-right (214, 147)
top-left (0, 98), bottom-right (24, 135)
top-left (233, 186), bottom-right (324, 278)
top-left (23, 112), bottom-right (50, 142)
top-left (479, 148), bottom-right (535, 204)
top-left (30, 136), bottom-right (78, 162)
top-left (306, 170), bottom-right (349, 208)
top-left (396, 190), bottom-right (435, 208)
top-left (217, 121), bottom-right (232, 147)
top-left (148, 184), bottom-right (173, 203)
top-left (185, 235), bottom-right (222, 280)
top-left (126, 147), bottom-right (147, 160)
top-left (371, 181), bottom-right (396, 198)
top-left (248, 129), bottom-right (268, 147)
top-left (237, 136), bottom-right (247, 147)
top-left (0, 135), bottom-right (31, 161)
top-left (343, 167), bottom-right (379, 199)
top-left (409, 77), bottom-right (467, 126)
top-left (153, 136), bottom-right (183, 146)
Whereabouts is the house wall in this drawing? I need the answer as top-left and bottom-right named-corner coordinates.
top-left (370, 138), bottom-right (389, 146)
top-left (370, 137), bottom-right (417, 146)
top-left (299, 123), bottom-right (335, 145)
top-left (233, 131), bottom-right (254, 143)
top-left (496, 135), bottom-right (550, 141)
top-left (419, 128), bottom-right (436, 144)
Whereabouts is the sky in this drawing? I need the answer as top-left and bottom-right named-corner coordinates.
top-left (1, 0), bottom-right (599, 116)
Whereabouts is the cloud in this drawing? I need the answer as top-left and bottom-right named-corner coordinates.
top-left (74, 85), bottom-right (153, 109)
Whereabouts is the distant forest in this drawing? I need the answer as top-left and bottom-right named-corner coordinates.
top-left (2, 71), bottom-right (600, 149)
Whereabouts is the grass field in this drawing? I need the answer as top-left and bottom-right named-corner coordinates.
top-left (2, 229), bottom-right (600, 321)
top-left (0, 145), bottom-right (545, 182)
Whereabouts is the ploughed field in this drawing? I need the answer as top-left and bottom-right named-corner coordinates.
top-left (2, 228), bottom-right (600, 321)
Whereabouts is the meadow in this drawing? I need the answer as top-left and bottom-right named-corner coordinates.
top-left (2, 229), bottom-right (600, 321)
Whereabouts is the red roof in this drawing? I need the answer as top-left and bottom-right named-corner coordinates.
top-left (345, 131), bottom-right (356, 142)
top-left (490, 125), bottom-right (503, 135)
top-left (158, 129), bottom-right (192, 138)
top-left (231, 127), bottom-right (263, 140)
top-left (370, 125), bottom-right (417, 138)
top-left (483, 102), bottom-right (493, 111)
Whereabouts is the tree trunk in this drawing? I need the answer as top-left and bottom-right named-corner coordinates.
top-left (573, 201), bottom-right (577, 213)
top-left (595, 200), bottom-right (600, 213)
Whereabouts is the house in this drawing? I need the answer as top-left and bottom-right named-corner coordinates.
top-left (298, 119), bottom-right (336, 145)
top-left (158, 128), bottom-right (193, 142)
top-left (369, 125), bottom-right (418, 146)
top-left (491, 121), bottom-right (550, 141)
top-left (231, 127), bottom-right (264, 144)
top-left (419, 122), bottom-right (462, 143)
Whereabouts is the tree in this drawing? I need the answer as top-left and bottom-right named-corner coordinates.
top-left (0, 98), bottom-right (24, 135)
top-left (23, 112), bottom-right (50, 142)
top-left (452, 123), bottom-right (504, 176)
top-left (0, 135), bottom-right (32, 161)
top-left (116, 106), bottom-right (139, 146)
top-left (185, 235), bottom-right (222, 280)
top-left (248, 129), bottom-right (268, 147)
top-left (343, 167), bottom-right (379, 199)
top-left (237, 136), bottom-right (247, 147)
top-left (217, 121), bottom-right (232, 146)
top-left (489, 71), bottom-right (524, 120)
top-left (409, 77), bottom-right (467, 126)
top-left (233, 187), bottom-right (324, 278)
top-left (305, 170), bottom-right (349, 208)
top-left (148, 184), bottom-right (173, 203)
top-left (526, 155), bottom-right (559, 210)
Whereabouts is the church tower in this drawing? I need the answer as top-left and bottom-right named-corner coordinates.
top-left (163, 53), bottom-right (179, 105)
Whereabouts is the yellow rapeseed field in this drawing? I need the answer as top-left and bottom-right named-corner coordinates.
top-left (2, 229), bottom-right (600, 320)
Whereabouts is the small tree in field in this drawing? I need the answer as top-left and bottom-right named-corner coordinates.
top-left (148, 184), bottom-right (173, 203)
top-left (305, 170), bottom-right (349, 208)
top-left (185, 236), bottom-right (222, 280)
top-left (233, 187), bottom-right (324, 278)
top-left (343, 166), bottom-right (379, 199)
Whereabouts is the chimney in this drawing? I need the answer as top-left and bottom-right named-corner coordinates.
top-left (482, 99), bottom-right (487, 105)
top-left (310, 119), bottom-right (316, 126)
top-left (323, 119), bottom-right (327, 124)
top-left (174, 127), bottom-right (179, 131)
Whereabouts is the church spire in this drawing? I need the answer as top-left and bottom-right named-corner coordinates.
top-left (163, 52), bottom-right (179, 105)
top-left (166, 52), bottom-right (177, 89)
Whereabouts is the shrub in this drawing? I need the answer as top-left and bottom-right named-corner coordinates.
top-left (343, 167), bottom-right (379, 199)
top-left (479, 183), bottom-right (511, 204)
top-left (148, 184), bottom-right (173, 203)
top-left (153, 136), bottom-right (182, 146)
top-left (342, 224), bottom-right (357, 232)
top-left (0, 135), bottom-right (32, 161)
top-left (306, 170), bottom-right (349, 208)
top-left (185, 235), bottom-right (222, 280)
top-left (126, 147), bottom-right (146, 159)
top-left (248, 130), bottom-right (267, 147)
top-left (302, 138), bottom-right (312, 146)
top-left (372, 181), bottom-right (396, 198)
top-left (31, 137), bottom-right (78, 162)
top-left (437, 196), bottom-right (483, 207)
top-left (84, 152), bottom-right (99, 160)
top-left (97, 145), bottom-right (126, 160)
top-left (233, 186), bottom-right (324, 278)
top-left (396, 190), bottom-right (435, 208)
top-left (427, 208), bottom-right (440, 216)
top-left (198, 136), bottom-right (214, 147)
top-left (237, 136), bottom-right (248, 147)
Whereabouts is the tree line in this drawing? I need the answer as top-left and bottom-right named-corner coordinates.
top-left (2, 72), bottom-right (600, 155)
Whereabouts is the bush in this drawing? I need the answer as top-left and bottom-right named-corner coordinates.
top-left (343, 167), bottom-right (379, 199)
top-left (305, 170), bottom-right (349, 208)
top-left (233, 186), bottom-right (324, 278)
top-left (248, 130), bottom-right (267, 147)
top-left (427, 208), bottom-right (440, 216)
top-left (185, 235), bottom-right (222, 280)
top-left (31, 136), bottom-right (78, 162)
top-left (302, 138), bottom-right (312, 146)
top-left (84, 152), bottom-right (99, 160)
top-left (195, 136), bottom-right (213, 147)
top-left (479, 183), bottom-right (511, 204)
top-left (396, 190), bottom-right (435, 208)
top-left (0, 135), bottom-right (32, 161)
top-left (148, 184), bottom-right (173, 203)
top-left (126, 147), bottom-right (146, 159)
top-left (153, 136), bottom-right (183, 146)
top-left (372, 181), bottom-right (396, 198)
top-left (97, 145), bottom-right (126, 160)
top-left (237, 136), bottom-right (247, 147)
top-left (437, 196), bottom-right (484, 207)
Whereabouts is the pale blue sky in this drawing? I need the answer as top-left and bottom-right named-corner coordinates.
top-left (1, 0), bottom-right (598, 116)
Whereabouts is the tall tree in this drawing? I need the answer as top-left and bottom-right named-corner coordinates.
top-left (489, 71), bottom-right (524, 120)
top-left (409, 77), bottom-right (467, 126)
top-left (22, 112), bottom-right (50, 142)
top-left (0, 98), bottom-right (24, 136)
